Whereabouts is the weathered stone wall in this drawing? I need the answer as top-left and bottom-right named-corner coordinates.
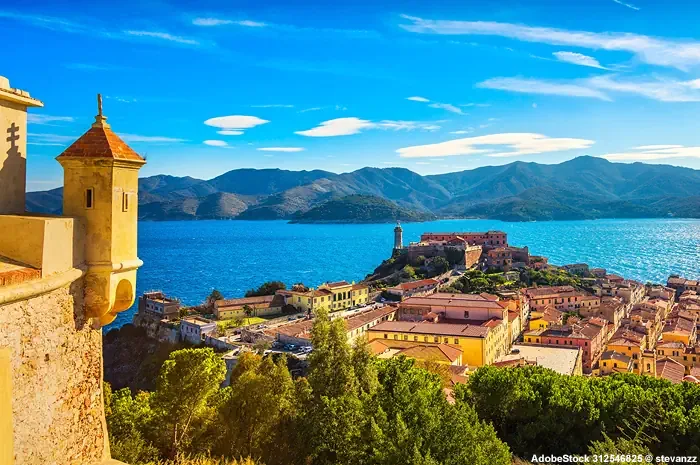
top-left (0, 279), bottom-right (107, 465)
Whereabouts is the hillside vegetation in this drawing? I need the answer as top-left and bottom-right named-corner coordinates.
top-left (27, 156), bottom-right (700, 222)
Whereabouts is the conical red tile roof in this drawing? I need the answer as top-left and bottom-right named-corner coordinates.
top-left (57, 124), bottom-right (145, 162)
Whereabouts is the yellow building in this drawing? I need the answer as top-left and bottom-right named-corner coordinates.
top-left (528, 305), bottom-right (562, 331)
top-left (367, 320), bottom-right (503, 367)
top-left (317, 280), bottom-right (370, 311)
top-left (57, 94), bottom-right (145, 326)
top-left (214, 295), bottom-right (284, 319)
top-left (599, 350), bottom-right (632, 376)
top-left (0, 76), bottom-right (144, 465)
top-left (607, 329), bottom-right (654, 374)
top-left (278, 288), bottom-right (334, 313)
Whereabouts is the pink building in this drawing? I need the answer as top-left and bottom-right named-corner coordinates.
top-left (420, 231), bottom-right (507, 247)
top-left (524, 322), bottom-right (604, 373)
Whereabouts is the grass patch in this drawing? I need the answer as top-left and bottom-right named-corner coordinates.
top-left (216, 317), bottom-right (266, 332)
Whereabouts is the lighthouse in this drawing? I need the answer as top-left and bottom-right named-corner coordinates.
top-left (393, 221), bottom-right (403, 251)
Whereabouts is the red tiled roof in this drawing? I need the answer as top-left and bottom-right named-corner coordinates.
top-left (368, 320), bottom-right (490, 338)
top-left (656, 357), bottom-right (685, 384)
top-left (57, 124), bottom-right (145, 162)
top-left (325, 281), bottom-right (350, 288)
top-left (392, 278), bottom-right (440, 291)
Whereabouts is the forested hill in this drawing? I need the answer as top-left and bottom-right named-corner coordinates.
top-left (26, 157), bottom-right (700, 222)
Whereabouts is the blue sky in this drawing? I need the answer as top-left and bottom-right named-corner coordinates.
top-left (5, 0), bottom-right (700, 191)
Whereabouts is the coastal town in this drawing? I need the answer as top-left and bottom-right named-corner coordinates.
top-left (132, 224), bottom-right (700, 386)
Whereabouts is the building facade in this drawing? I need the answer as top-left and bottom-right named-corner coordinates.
top-left (420, 231), bottom-right (508, 247)
top-left (181, 316), bottom-right (217, 344)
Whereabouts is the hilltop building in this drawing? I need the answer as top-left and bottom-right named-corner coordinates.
top-left (138, 291), bottom-right (181, 321)
top-left (214, 294), bottom-right (285, 319)
top-left (0, 76), bottom-right (144, 465)
top-left (420, 231), bottom-right (508, 247)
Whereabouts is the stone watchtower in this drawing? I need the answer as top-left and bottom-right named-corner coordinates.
top-left (393, 221), bottom-right (403, 251)
top-left (0, 76), bottom-right (145, 465)
top-left (57, 95), bottom-right (146, 326)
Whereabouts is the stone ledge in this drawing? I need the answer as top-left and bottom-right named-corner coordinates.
top-left (0, 266), bottom-right (84, 306)
top-left (0, 256), bottom-right (41, 287)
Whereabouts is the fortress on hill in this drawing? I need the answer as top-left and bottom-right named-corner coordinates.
top-left (0, 75), bottom-right (144, 465)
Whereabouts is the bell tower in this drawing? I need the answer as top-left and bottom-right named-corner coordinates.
top-left (57, 94), bottom-right (146, 326)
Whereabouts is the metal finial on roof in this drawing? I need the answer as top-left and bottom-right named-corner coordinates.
top-left (92, 93), bottom-right (110, 128)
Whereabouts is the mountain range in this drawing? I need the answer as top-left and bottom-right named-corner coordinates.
top-left (26, 156), bottom-right (700, 222)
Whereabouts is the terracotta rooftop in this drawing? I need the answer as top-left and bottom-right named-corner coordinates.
top-left (324, 281), bottom-right (350, 288)
top-left (368, 320), bottom-right (490, 338)
top-left (601, 350), bottom-right (632, 364)
top-left (216, 295), bottom-right (275, 308)
top-left (390, 278), bottom-right (440, 291)
top-left (56, 95), bottom-right (145, 163)
top-left (656, 357), bottom-right (685, 384)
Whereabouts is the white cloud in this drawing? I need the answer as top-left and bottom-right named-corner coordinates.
top-left (295, 117), bottom-right (374, 137)
top-left (399, 14), bottom-right (700, 70)
top-left (27, 133), bottom-right (77, 146)
top-left (117, 133), bottom-right (186, 143)
top-left (602, 145), bottom-right (700, 161)
top-left (428, 102), bottom-right (464, 114)
top-left (295, 117), bottom-right (442, 137)
top-left (124, 30), bottom-right (199, 45)
top-left (257, 147), bottom-right (305, 152)
top-left (586, 75), bottom-right (700, 102)
top-left (204, 140), bottom-right (229, 147)
top-left (299, 107), bottom-right (323, 113)
top-left (397, 132), bottom-right (594, 158)
top-left (478, 77), bottom-right (612, 101)
top-left (553, 51), bottom-right (607, 70)
top-left (612, 0), bottom-right (640, 11)
top-left (407, 96), bottom-right (430, 102)
top-left (27, 114), bottom-right (75, 125)
top-left (193, 18), bottom-right (267, 27)
top-left (204, 115), bottom-right (270, 134)
top-left (460, 103), bottom-right (491, 107)
top-left (450, 129), bottom-right (473, 135)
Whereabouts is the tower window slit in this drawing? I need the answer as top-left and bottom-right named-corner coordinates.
top-left (85, 188), bottom-right (94, 209)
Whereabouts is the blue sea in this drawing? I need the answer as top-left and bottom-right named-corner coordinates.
top-left (106, 218), bottom-right (700, 330)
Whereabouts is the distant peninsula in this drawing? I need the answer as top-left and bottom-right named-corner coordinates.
top-left (26, 156), bottom-right (700, 222)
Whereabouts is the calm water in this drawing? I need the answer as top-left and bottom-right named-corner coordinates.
top-left (106, 218), bottom-right (700, 330)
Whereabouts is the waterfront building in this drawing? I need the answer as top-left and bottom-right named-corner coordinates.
top-left (386, 278), bottom-right (440, 300)
top-left (562, 263), bottom-right (590, 275)
top-left (139, 291), bottom-right (181, 321)
top-left (407, 237), bottom-right (481, 267)
top-left (667, 276), bottom-right (700, 297)
top-left (0, 76), bottom-right (144, 464)
top-left (420, 231), bottom-right (508, 247)
top-left (214, 294), bottom-right (285, 319)
top-left (260, 305), bottom-right (396, 346)
top-left (317, 280), bottom-right (370, 310)
top-left (484, 247), bottom-right (512, 271)
top-left (181, 316), bottom-right (217, 345)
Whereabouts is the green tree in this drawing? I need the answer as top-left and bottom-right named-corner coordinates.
top-left (150, 348), bottom-right (227, 458)
top-left (245, 281), bottom-right (286, 297)
top-left (431, 256), bottom-right (450, 274)
top-left (292, 282), bottom-right (309, 292)
top-left (204, 289), bottom-right (224, 309)
top-left (243, 304), bottom-right (255, 318)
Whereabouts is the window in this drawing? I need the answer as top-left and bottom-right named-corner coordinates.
top-left (433, 336), bottom-right (439, 343)
top-left (85, 188), bottom-right (94, 209)
top-left (122, 192), bottom-right (131, 212)
top-left (454, 338), bottom-right (459, 344)
top-left (393, 335), bottom-right (398, 340)
top-left (403, 335), bottom-right (408, 341)
top-left (413, 336), bottom-right (418, 342)
top-left (646, 363), bottom-right (650, 371)
top-left (424, 336), bottom-right (428, 342)
top-left (634, 363), bottom-right (638, 370)
top-left (464, 311), bottom-right (470, 319)
top-left (444, 337), bottom-right (449, 344)
top-left (383, 334), bottom-right (387, 339)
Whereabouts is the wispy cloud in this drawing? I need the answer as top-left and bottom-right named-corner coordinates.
top-left (193, 18), bottom-right (266, 27)
top-left (295, 117), bottom-right (374, 137)
top-left (27, 133), bottom-right (77, 146)
top-left (553, 51), bottom-right (608, 70)
top-left (478, 77), bottom-right (612, 101)
top-left (124, 30), bottom-right (199, 45)
top-left (460, 103), bottom-right (491, 107)
top-left (603, 144), bottom-right (700, 161)
top-left (450, 128), bottom-right (474, 135)
top-left (257, 147), bottom-right (305, 152)
top-left (117, 133), bottom-right (186, 143)
top-left (399, 14), bottom-right (700, 70)
top-left (295, 117), bottom-right (442, 137)
top-left (27, 114), bottom-right (75, 125)
top-left (299, 107), bottom-right (323, 113)
top-left (204, 115), bottom-right (270, 134)
top-left (105, 95), bottom-right (137, 104)
top-left (428, 102), bottom-right (464, 114)
top-left (478, 75), bottom-right (700, 102)
top-left (397, 132), bottom-right (594, 158)
top-left (612, 0), bottom-right (640, 11)
top-left (407, 96), bottom-right (464, 114)
top-left (204, 140), bottom-right (229, 147)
